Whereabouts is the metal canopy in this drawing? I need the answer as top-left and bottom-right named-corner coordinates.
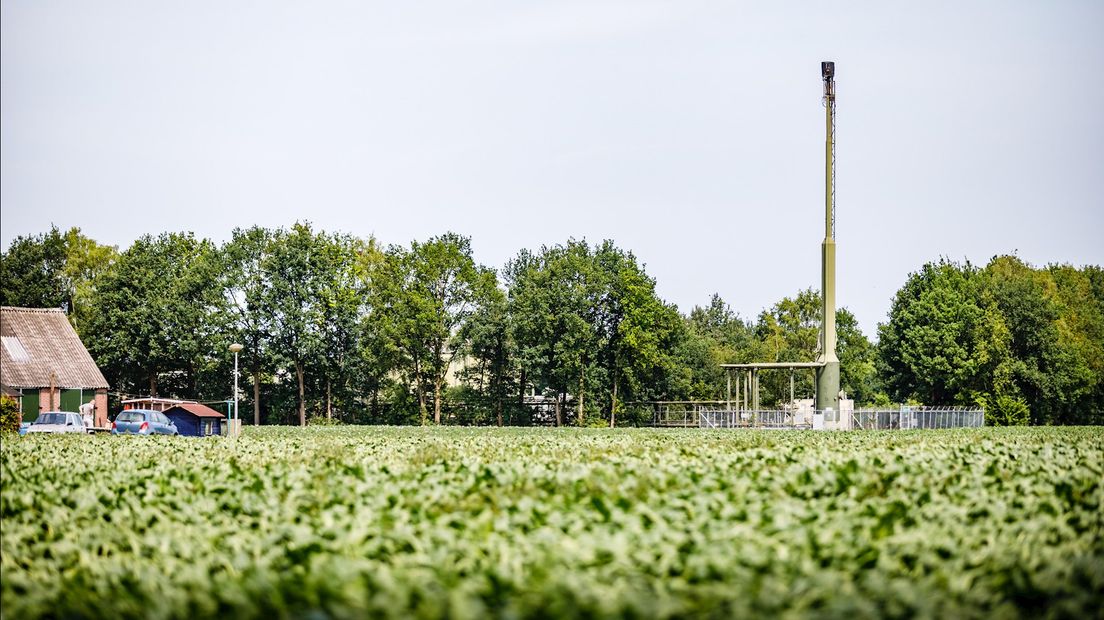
top-left (721, 362), bottom-right (824, 369)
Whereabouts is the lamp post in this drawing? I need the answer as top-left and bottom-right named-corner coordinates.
top-left (229, 343), bottom-right (243, 432)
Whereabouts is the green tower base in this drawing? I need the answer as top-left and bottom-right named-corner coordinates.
top-left (815, 361), bottom-right (840, 418)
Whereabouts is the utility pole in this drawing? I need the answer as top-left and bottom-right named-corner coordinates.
top-left (815, 61), bottom-right (841, 418)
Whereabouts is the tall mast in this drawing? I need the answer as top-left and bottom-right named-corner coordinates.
top-left (815, 61), bottom-right (841, 417)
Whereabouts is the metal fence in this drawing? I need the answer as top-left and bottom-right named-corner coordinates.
top-left (693, 406), bottom-right (985, 430)
top-left (852, 407), bottom-right (984, 430)
top-left (650, 402), bottom-right (729, 427)
top-left (697, 409), bottom-right (813, 429)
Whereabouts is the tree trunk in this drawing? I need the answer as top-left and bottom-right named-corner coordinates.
top-left (296, 362), bottom-right (306, 426)
top-left (577, 367), bottom-right (585, 426)
top-left (414, 354), bottom-right (427, 425)
top-left (610, 373), bottom-right (618, 428)
top-left (252, 368), bottom-right (261, 425)
top-left (433, 375), bottom-right (443, 425)
top-left (326, 380), bottom-right (332, 420)
top-left (554, 392), bottom-right (563, 427)
top-left (149, 372), bottom-right (158, 398)
top-left (495, 384), bottom-right (504, 427)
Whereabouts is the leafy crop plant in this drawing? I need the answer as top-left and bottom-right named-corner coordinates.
top-left (2, 427), bottom-right (1101, 619)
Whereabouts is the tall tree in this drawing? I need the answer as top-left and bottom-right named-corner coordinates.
top-left (315, 233), bottom-right (366, 421)
top-left (373, 233), bottom-right (497, 425)
top-left (457, 288), bottom-right (514, 426)
top-left (877, 260), bottom-right (1004, 406)
top-left (219, 227), bottom-right (277, 425)
top-left (592, 242), bottom-right (684, 426)
top-left (264, 223), bottom-right (359, 426)
top-left (61, 228), bottom-right (119, 335)
top-left (0, 226), bottom-right (118, 330)
top-left (509, 240), bottom-right (686, 426)
top-left (0, 227), bottom-right (68, 309)
top-left (85, 232), bottom-right (224, 398)
top-left (508, 241), bottom-right (601, 426)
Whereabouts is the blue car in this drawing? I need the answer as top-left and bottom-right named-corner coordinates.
top-left (112, 409), bottom-right (179, 436)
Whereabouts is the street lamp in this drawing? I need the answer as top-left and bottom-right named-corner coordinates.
top-left (229, 343), bottom-right (243, 430)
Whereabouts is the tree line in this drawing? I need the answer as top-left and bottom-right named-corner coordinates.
top-left (2, 225), bottom-right (1101, 425)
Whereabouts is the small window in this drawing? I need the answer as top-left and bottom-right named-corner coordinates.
top-left (1, 336), bottom-right (30, 362)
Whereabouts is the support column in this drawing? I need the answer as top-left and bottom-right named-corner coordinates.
top-left (726, 370), bottom-right (732, 410)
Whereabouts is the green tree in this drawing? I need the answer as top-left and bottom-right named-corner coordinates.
top-left (219, 227), bottom-right (277, 425)
top-left (369, 233), bottom-right (496, 425)
top-left (85, 232), bottom-right (224, 398)
top-left (457, 287), bottom-right (515, 426)
top-left (61, 229), bottom-right (119, 334)
top-left (983, 256), bottom-right (1098, 425)
top-left (314, 233), bottom-right (367, 421)
top-left (592, 242), bottom-right (685, 426)
top-left (508, 240), bottom-right (686, 426)
top-left (683, 295), bottom-right (755, 400)
top-left (264, 223), bottom-right (360, 426)
top-left (0, 227), bottom-right (68, 309)
top-left (0, 227), bottom-right (117, 333)
top-left (877, 260), bottom-right (1005, 406)
top-left (879, 255), bottom-right (1104, 424)
top-left (508, 241), bottom-right (602, 426)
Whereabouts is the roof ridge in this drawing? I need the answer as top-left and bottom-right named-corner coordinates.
top-left (1, 306), bottom-right (67, 314)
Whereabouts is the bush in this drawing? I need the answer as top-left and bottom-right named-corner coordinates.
top-left (983, 393), bottom-right (1031, 426)
top-left (0, 395), bottom-right (20, 435)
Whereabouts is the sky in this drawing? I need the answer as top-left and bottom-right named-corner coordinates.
top-left (3, 1), bottom-right (1102, 337)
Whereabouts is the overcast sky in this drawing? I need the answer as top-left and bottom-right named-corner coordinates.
top-left (3, 1), bottom-right (1102, 336)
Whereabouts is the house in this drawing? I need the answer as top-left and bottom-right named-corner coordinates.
top-left (163, 403), bottom-right (225, 437)
top-left (0, 307), bottom-right (110, 426)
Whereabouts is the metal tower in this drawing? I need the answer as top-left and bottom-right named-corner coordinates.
top-left (815, 61), bottom-right (840, 416)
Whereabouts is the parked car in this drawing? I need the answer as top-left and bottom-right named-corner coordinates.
top-left (24, 412), bottom-right (90, 434)
top-left (112, 409), bottom-right (179, 436)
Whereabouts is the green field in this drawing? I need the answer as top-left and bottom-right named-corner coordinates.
top-left (2, 427), bottom-right (1102, 619)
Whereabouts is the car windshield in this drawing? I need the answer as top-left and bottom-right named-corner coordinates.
top-left (116, 411), bottom-right (145, 422)
top-left (36, 413), bottom-right (67, 425)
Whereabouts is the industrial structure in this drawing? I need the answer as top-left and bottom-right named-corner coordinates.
top-left (714, 62), bottom-right (843, 428)
top-left (695, 62), bottom-right (986, 430)
top-left (815, 60), bottom-right (841, 419)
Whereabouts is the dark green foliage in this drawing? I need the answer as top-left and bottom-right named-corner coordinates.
top-left (0, 227), bottom-right (68, 309)
top-left (83, 232), bottom-right (225, 399)
top-left (682, 290), bottom-right (882, 407)
top-left (507, 240), bottom-right (686, 426)
top-left (878, 256), bottom-right (1104, 424)
top-left (0, 227), bottom-right (117, 330)
top-left (0, 396), bottom-right (19, 435)
top-left (5, 223), bottom-right (1099, 425)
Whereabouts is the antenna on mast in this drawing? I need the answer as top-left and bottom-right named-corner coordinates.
top-left (816, 61), bottom-right (841, 419)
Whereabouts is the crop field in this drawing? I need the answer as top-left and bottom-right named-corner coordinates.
top-left (2, 427), bottom-right (1102, 619)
